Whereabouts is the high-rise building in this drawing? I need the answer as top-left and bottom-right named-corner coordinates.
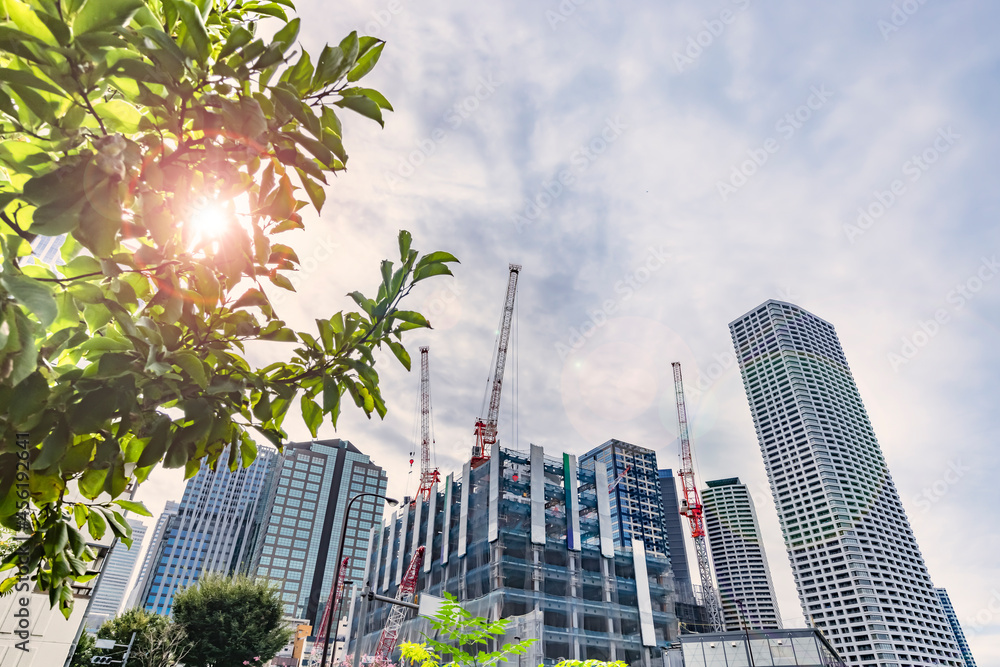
top-left (245, 439), bottom-right (387, 627)
top-left (88, 519), bottom-right (148, 620)
top-left (125, 500), bottom-right (179, 610)
top-left (350, 443), bottom-right (679, 667)
top-left (142, 448), bottom-right (277, 615)
top-left (581, 439), bottom-right (669, 557)
top-left (701, 477), bottom-right (781, 631)
top-left (729, 300), bottom-right (963, 666)
top-left (934, 588), bottom-right (976, 667)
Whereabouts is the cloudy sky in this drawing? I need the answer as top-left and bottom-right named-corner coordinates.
top-left (134, 0), bottom-right (1000, 660)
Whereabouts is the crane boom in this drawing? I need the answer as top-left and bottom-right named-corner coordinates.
top-left (415, 347), bottom-right (439, 501)
top-left (309, 555), bottom-right (349, 667)
top-left (373, 546), bottom-right (425, 666)
top-left (472, 264), bottom-right (521, 468)
top-left (672, 361), bottom-right (724, 632)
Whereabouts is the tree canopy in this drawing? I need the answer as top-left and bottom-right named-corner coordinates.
top-left (0, 0), bottom-right (457, 616)
top-left (172, 573), bottom-right (290, 667)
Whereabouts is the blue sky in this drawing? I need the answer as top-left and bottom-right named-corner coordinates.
top-left (135, 0), bottom-right (1000, 660)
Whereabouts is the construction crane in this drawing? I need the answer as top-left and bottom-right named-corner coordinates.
top-left (672, 361), bottom-right (724, 632)
top-left (471, 264), bottom-right (521, 468)
top-left (372, 546), bottom-right (425, 667)
top-left (608, 464), bottom-right (632, 493)
top-left (414, 347), bottom-right (439, 502)
top-left (309, 555), bottom-right (350, 667)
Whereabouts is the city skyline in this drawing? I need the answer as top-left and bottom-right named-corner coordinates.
top-left (131, 2), bottom-right (998, 662)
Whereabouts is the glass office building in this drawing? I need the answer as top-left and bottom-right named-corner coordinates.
top-left (245, 439), bottom-right (387, 627)
top-left (729, 300), bottom-right (962, 667)
top-left (141, 448), bottom-right (277, 615)
top-left (88, 518), bottom-right (148, 619)
top-left (349, 443), bottom-right (680, 667)
top-left (581, 440), bottom-right (670, 558)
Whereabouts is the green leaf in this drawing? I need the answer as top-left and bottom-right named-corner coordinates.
top-left (334, 94), bottom-right (383, 127)
top-left (9, 370), bottom-right (48, 425)
top-left (1, 272), bottom-right (58, 327)
top-left (398, 230), bottom-right (412, 258)
top-left (92, 99), bottom-right (142, 133)
top-left (173, 351), bottom-right (208, 388)
top-left (218, 25), bottom-right (253, 59)
top-left (271, 16), bottom-right (300, 50)
top-left (74, 0), bottom-right (144, 34)
top-left (68, 391), bottom-right (117, 434)
top-left (300, 394), bottom-right (321, 437)
top-left (413, 262), bottom-right (456, 282)
top-left (346, 42), bottom-right (384, 82)
top-left (387, 340), bottom-right (411, 371)
top-left (0, 67), bottom-right (62, 95)
top-left (113, 499), bottom-right (151, 516)
top-left (79, 468), bottom-right (108, 502)
top-left (174, 0), bottom-right (211, 63)
top-left (4, 0), bottom-right (59, 46)
top-left (392, 310), bottom-right (431, 328)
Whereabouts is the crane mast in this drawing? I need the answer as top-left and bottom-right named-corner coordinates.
top-left (309, 555), bottom-right (349, 667)
top-left (415, 347), bottom-right (439, 501)
top-left (672, 361), bottom-right (724, 632)
top-left (373, 546), bottom-right (425, 667)
top-left (471, 264), bottom-right (521, 468)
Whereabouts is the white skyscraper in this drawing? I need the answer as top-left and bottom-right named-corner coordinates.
top-left (701, 476), bottom-right (782, 632)
top-left (729, 300), bottom-right (962, 667)
top-left (88, 519), bottom-right (148, 619)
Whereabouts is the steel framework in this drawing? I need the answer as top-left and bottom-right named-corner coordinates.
top-left (309, 555), bottom-right (350, 667)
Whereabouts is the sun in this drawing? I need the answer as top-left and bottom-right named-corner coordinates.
top-left (189, 198), bottom-right (232, 239)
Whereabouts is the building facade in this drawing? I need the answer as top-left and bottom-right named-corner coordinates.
top-left (701, 477), bottom-right (781, 632)
top-left (350, 443), bottom-right (680, 667)
top-left (659, 469), bottom-right (713, 635)
top-left (933, 588), bottom-right (976, 667)
top-left (729, 300), bottom-right (962, 666)
top-left (142, 448), bottom-right (277, 615)
top-left (87, 518), bottom-right (148, 620)
top-left (125, 500), bottom-right (179, 610)
top-left (581, 439), bottom-right (669, 557)
top-left (245, 439), bottom-right (388, 627)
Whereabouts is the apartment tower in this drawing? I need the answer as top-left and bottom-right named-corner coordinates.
top-left (701, 477), bottom-right (781, 631)
top-left (729, 300), bottom-right (962, 667)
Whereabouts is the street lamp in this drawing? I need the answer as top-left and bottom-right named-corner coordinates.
top-left (321, 492), bottom-right (398, 667)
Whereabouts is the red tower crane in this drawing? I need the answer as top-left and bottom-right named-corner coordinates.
top-left (372, 546), bottom-right (425, 667)
top-left (308, 555), bottom-right (350, 667)
top-left (471, 264), bottom-right (521, 468)
top-left (414, 347), bottom-right (439, 502)
top-left (672, 361), bottom-right (724, 632)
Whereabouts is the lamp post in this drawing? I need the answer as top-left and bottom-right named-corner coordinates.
top-left (321, 492), bottom-right (398, 667)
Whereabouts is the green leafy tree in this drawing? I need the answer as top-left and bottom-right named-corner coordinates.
top-left (0, 0), bottom-right (457, 616)
top-left (90, 607), bottom-right (189, 667)
top-left (171, 573), bottom-right (291, 667)
top-left (68, 630), bottom-right (96, 667)
top-left (399, 594), bottom-right (536, 667)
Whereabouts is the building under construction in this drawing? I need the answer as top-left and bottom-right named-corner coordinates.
top-left (347, 443), bottom-right (682, 667)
